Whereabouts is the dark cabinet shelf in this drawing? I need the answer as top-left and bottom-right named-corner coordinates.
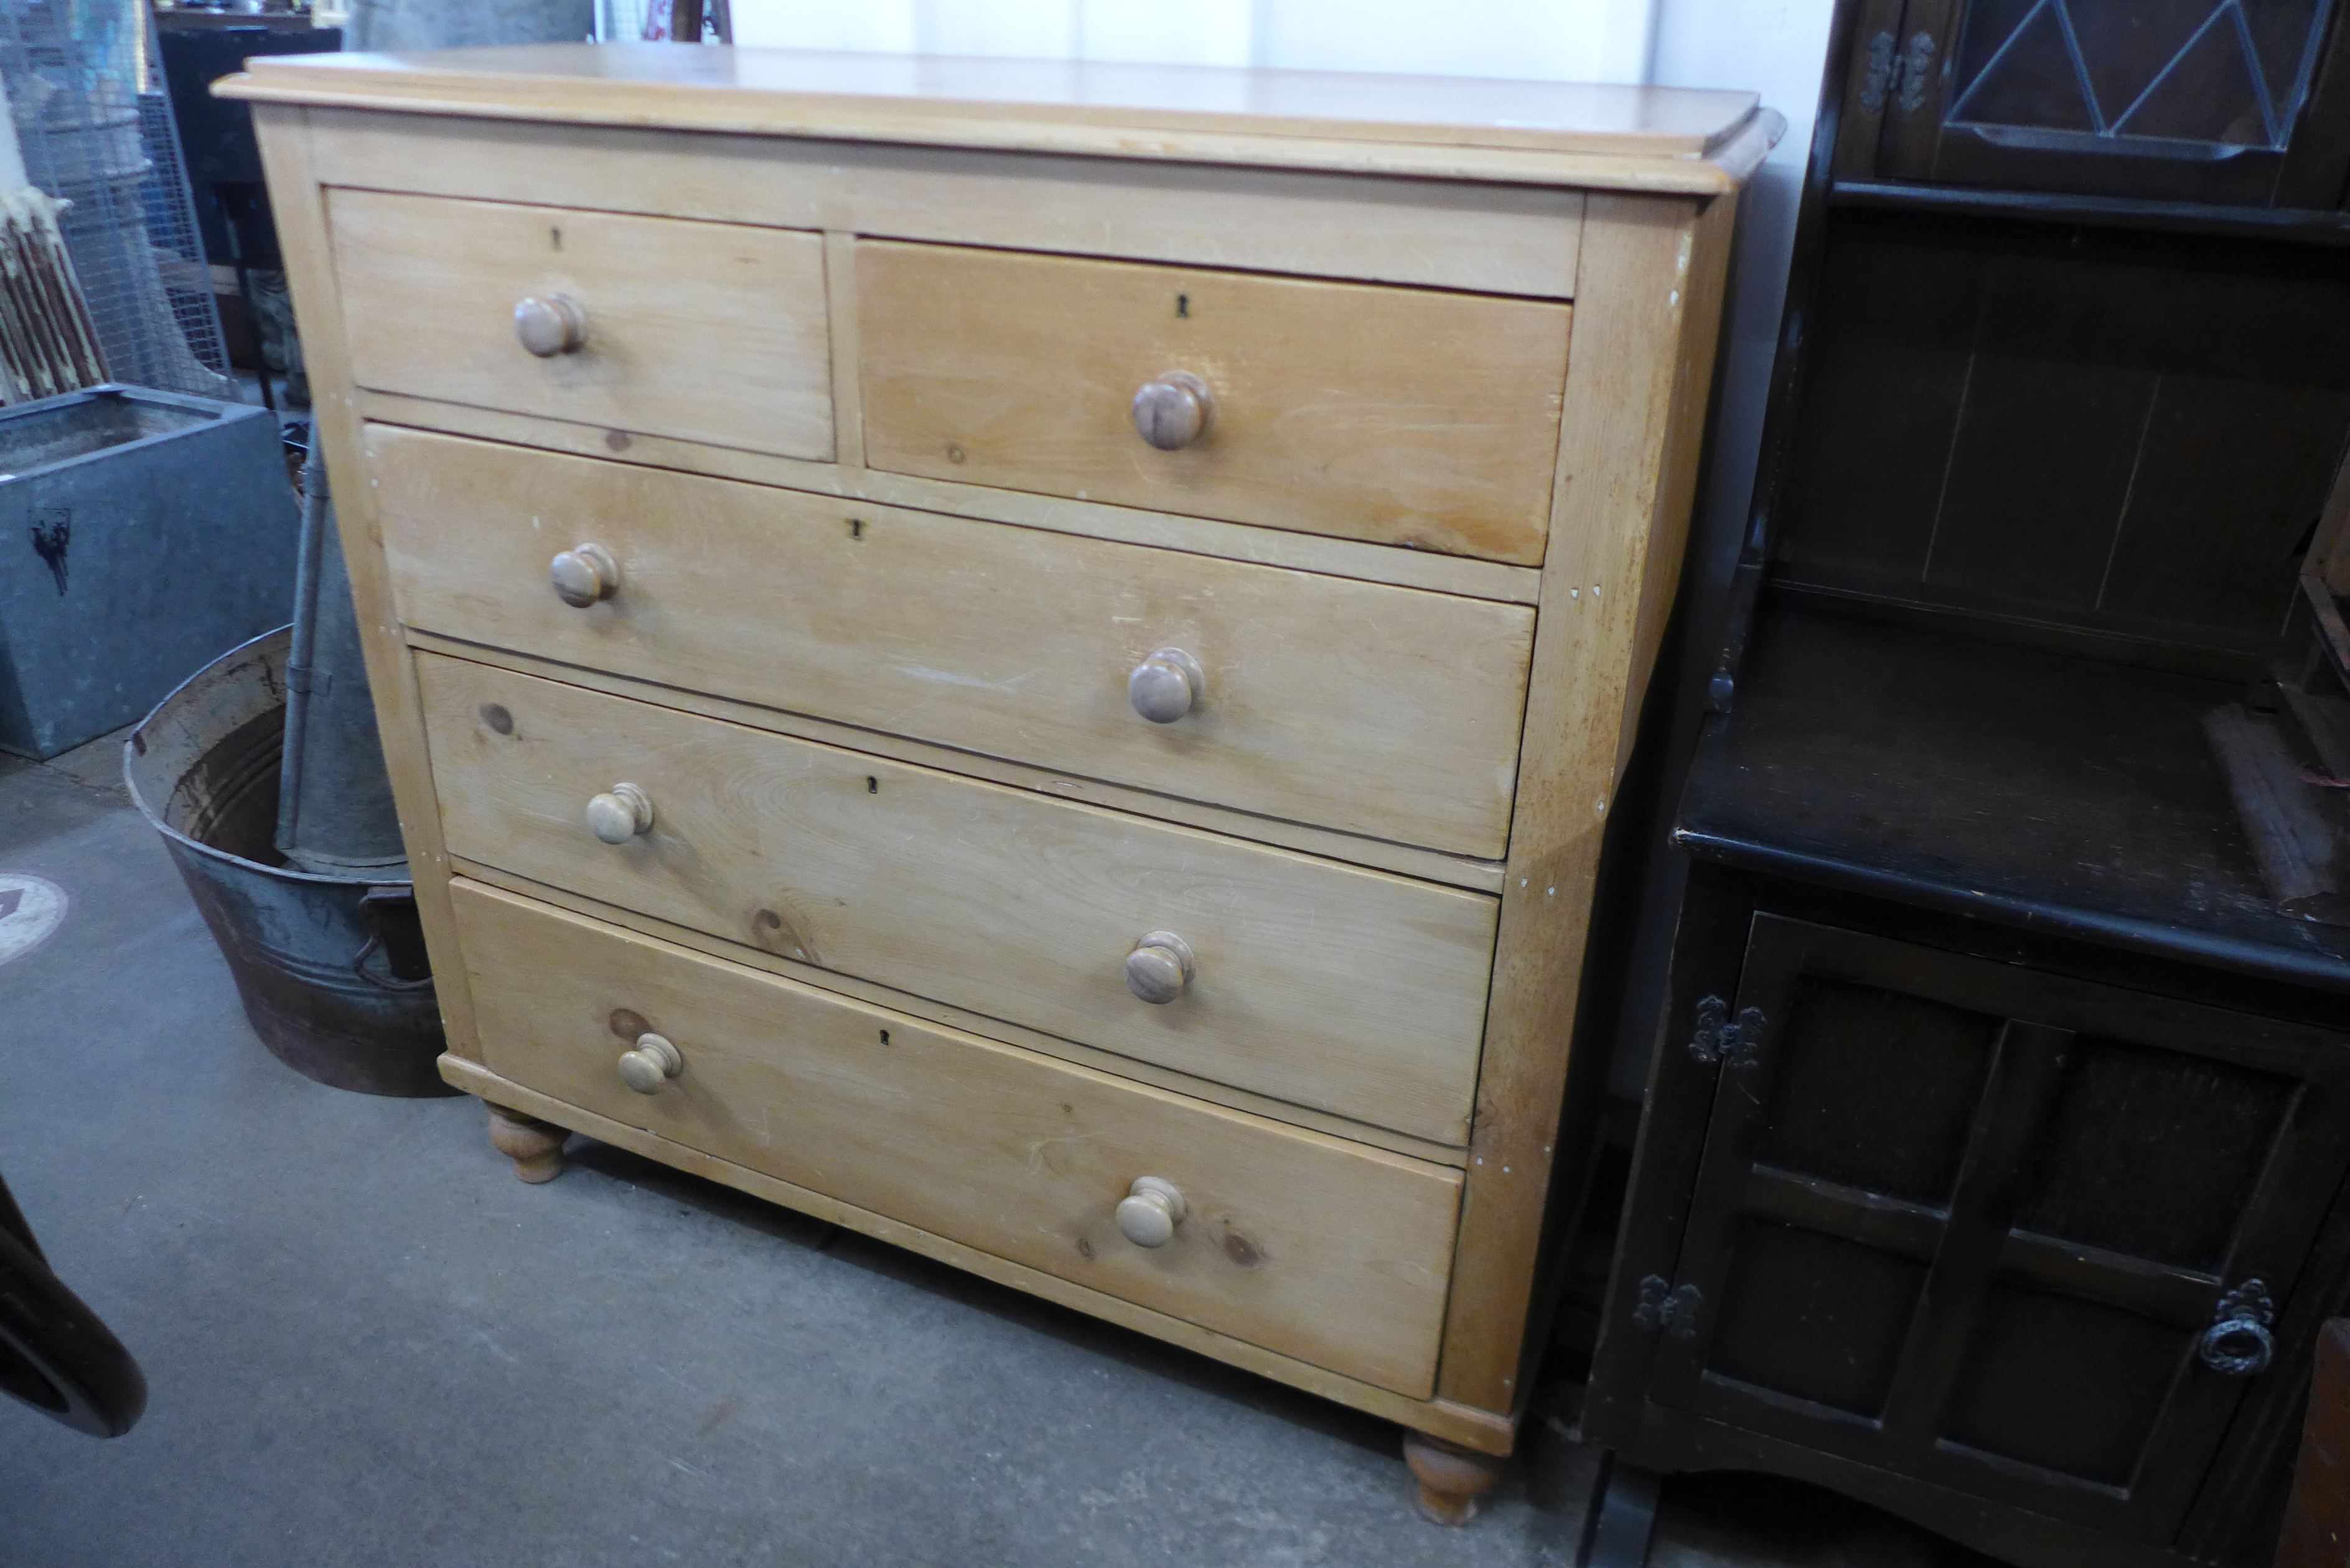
top-left (1680, 605), bottom-right (2350, 997)
top-left (1832, 176), bottom-right (2350, 244)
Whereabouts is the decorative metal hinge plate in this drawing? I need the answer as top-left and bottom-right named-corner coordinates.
top-left (1858, 29), bottom-right (1898, 114)
top-left (1895, 30), bottom-right (1938, 114)
top-left (1632, 1275), bottom-right (1703, 1341)
top-left (1688, 997), bottom-right (1766, 1070)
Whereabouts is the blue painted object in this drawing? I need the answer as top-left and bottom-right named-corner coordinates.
top-left (0, 384), bottom-right (296, 758)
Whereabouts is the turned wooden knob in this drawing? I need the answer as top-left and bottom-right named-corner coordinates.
top-left (514, 292), bottom-right (588, 357)
top-left (549, 543), bottom-right (619, 607)
top-left (1115, 1175), bottom-right (1187, 1248)
top-left (1132, 370), bottom-right (1213, 450)
top-left (1128, 648), bottom-right (1204, 724)
top-left (1124, 930), bottom-right (1194, 1004)
top-left (585, 782), bottom-right (654, 844)
top-left (617, 1030), bottom-right (683, 1094)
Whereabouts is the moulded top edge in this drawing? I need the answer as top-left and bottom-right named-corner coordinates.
top-left (216, 42), bottom-right (1774, 192)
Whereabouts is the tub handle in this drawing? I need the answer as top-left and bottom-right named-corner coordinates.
top-left (352, 933), bottom-right (435, 991)
top-left (352, 887), bottom-right (434, 992)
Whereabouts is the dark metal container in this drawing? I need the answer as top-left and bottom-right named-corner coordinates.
top-left (123, 627), bottom-right (452, 1097)
top-left (0, 385), bottom-right (296, 759)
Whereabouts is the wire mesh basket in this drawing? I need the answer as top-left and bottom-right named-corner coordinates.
top-left (0, 0), bottom-right (233, 400)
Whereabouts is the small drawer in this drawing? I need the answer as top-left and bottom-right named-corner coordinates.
top-left (857, 241), bottom-right (1571, 566)
top-left (418, 655), bottom-right (1497, 1146)
top-left (327, 190), bottom-right (832, 460)
top-left (371, 426), bottom-right (1534, 859)
top-left (451, 879), bottom-right (1463, 1397)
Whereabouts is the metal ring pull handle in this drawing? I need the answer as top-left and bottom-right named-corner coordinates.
top-left (2200, 1279), bottom-right (2275, 1378)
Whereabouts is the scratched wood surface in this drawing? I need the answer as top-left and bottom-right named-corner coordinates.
top-left (369, 426), bottom-right (1537, 859)
top-left (453, 878), bottom-right (1464, 1397)
top-left (223, 43), bottom-right (1769, 192)
top-left (859, 240), bottom-right (1572, 565)
top-left (300, 108), bottom-right (1589, 300)
top-left (329, 187), bottom-right (833, 460)
top-left (418, 653), bottom-right (1500, 1146)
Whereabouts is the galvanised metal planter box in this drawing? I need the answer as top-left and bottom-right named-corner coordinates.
top-left (0, 385), bottom-right (296, 758)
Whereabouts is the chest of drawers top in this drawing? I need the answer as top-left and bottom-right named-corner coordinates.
top-left (227, 42), bottom-right (1765, 184)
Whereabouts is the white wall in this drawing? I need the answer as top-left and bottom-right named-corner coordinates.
top-left (1654, 0), bottom-right (1837, 629)
top-left (731, 0), bottom-right (1661, 86)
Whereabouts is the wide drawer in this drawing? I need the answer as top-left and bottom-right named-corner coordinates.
top-left (327, 190), bottom-right (833, 460)
top-left (858, 241), bottom-right (1571, 566)
top-left (418, 655), bottom-right (1497, 1146)
top-left (371, 426), bottom-right (1533, 859)
top-left (450, 879), bottom-right (1463, 1396)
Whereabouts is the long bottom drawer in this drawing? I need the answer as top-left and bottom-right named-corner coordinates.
top-left (449, 879), bottom-right (1463, 1398)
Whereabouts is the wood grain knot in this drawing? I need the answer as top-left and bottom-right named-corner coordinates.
top-left (607, 1007), bottom-right (651, 1040)
top-left (479, 702), bottom-right (514, 735)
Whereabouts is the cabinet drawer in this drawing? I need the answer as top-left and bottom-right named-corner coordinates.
top-left (327, 190), bottom-right (833, 460)
top-left (418, 655), bottom-right (1497, 1146)
top-left (451, 879), bottom-right (1462, 1398)
top-left (858, 241), bottom-right (1570, 566)
top-left (372, 427), bottom-right (1533, 859)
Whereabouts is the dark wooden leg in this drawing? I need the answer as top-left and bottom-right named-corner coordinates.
top-left (485, 1103), bottom-right (566, 1184)
top-left (1402, 1429), bottom-right (1507, 1525)
top-left (1576, 1450), bottom-right (1662, 1568)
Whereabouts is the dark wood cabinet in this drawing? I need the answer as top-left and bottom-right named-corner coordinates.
top-left (1581, 1), bottom-right (2350, 1562)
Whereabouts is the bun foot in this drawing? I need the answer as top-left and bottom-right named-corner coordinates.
top-left (486, 1103), bottom-right (568, 1183)
top-left (1403, 1429), bottom-right (1506, 1526)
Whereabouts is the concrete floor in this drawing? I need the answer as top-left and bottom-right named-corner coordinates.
top-left (0, 733), bottom-right (1998, 1568)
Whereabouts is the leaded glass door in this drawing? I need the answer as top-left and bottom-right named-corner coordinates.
top-left (1845, 0), bottom-right (2350, 204)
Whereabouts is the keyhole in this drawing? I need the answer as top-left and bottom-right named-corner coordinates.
top-left (866, 776), bottom-right (878, 794)
top-left (848, 518), bottom-right (863, 539)
top-left (1176, 293), bottom-right (1189, 319)
top-left (550, 226), bottom-right (563, 251)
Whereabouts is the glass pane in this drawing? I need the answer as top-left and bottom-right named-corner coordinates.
top-left (1947, 0), bottom-right (2335, 156)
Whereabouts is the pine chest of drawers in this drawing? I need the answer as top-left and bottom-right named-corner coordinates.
top-left (225, 42), bottom-right (1770, 1516)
